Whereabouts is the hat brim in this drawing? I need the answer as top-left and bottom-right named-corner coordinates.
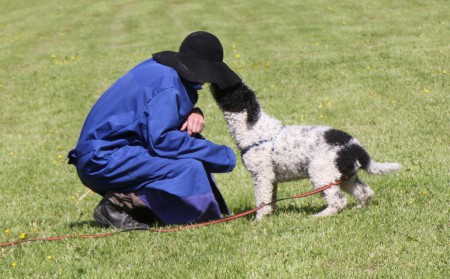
top-left (153, 51), bottom-right (241, 89)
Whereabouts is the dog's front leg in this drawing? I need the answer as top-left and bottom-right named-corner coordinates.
top-left (253, 176), bottom-right (277, 220)
top-left (242, 145), bottom-right (277, 220)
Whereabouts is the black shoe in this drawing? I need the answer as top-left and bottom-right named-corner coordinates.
top-left (93, 198), bottom-right (149, 230)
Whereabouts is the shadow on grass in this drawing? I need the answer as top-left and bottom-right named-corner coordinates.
top-left (67, 201), bottom-right (366, 230)
top-left (227, 203), bottom-right (326, 221)
top-left (276, 204), bottom-right (325, 215)
top-left (68, 220), bottom-right (101, 229)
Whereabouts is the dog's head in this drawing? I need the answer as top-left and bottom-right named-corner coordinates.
top-left (209, 82), bottom-right (261, 124)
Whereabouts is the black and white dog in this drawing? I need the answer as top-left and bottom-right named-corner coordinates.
top-left (211, 82), bottom-right (402, 220)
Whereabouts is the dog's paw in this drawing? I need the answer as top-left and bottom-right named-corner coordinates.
top-left (313, 208), bottom-right (339, 217)
top-left (255, 212), bottom-right (267, 221)
top-left (255, 210), bottom-right (272, 221)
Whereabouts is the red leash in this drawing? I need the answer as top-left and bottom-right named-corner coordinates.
top-left (1, 179), bottom-right (342, 247)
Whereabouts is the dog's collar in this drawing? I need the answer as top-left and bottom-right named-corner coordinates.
top-left (240, 139), bottom-right (271, 157)
top-left (240, 126), bottom-right (285, 157)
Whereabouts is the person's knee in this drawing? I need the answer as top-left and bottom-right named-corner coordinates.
top-left (180, 159), bottom-right (204, 173)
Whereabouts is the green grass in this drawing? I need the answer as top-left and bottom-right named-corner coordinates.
top-left (1, 0), bottom-right (449, 277)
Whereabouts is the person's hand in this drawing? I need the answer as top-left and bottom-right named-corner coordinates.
top-left (180, 108), bottom-right (205, 136)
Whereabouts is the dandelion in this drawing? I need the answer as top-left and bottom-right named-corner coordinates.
top-left (234, 53), bottom-right (240, 59)
top-left (20, 233), bottom-right (27, 239)
top-left (423, 89), bottom-right (430, 94)
top-left (12, 262), bottom-right (17, 268)
top-left (4, 228), bottom-right (10, 234)
top-left (47, 256), bottom-right (53, 260)
top-left (442, 70), bottom-right (447, 75)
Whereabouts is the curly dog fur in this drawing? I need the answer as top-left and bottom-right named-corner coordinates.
top-left (211, 82), bottom-right (402, 220)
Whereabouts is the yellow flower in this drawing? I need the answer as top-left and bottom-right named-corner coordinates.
top-left (20, 233), bottom-right (27, 239)
top-left (423, 89), bottom-right (430, 94)
top-left (442, 70), bottom-right (447, 75)
top-left (12, 262), bottom-right (17, 268)
top-left (4, 228), bottom-right (9, 234)
top-left (47, 256), bottom-right (53, 260)
top-left (234, 53), bottom-right (240, 59)
top-left (423, 190), bottom-right (428, 195)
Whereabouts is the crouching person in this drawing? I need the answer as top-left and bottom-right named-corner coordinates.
top-left (68, 31), bottom-right (241, 229)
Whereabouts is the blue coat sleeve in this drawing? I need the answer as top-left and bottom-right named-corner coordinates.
top-left (145, 88), bottom-right (236, 173)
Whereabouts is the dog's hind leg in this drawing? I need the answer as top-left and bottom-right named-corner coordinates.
top-left (309, 160), bottom-right (347, 217)
top-left (341, 177), bottom-right (374, 208)
top-left (313, 185), bottom-right (347, 217)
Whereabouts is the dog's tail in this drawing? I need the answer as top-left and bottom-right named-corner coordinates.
top-left (364, 161), bottom-right (402, 175)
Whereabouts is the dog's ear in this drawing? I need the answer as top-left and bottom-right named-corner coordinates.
top-left (209, 82), bottom-right (244, 111)
top-left (209, 82), bottom-right (261, 124)
top-left (243, 85), bottom-right (261, 124)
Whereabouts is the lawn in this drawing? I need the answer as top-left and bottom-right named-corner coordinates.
top-left (1, 0), bottom-right (448, 278)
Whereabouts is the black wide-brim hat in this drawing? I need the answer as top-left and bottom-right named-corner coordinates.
top-left (153, 31), bottom-right (242, 89)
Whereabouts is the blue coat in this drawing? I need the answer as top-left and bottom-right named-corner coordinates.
top-left (68, 58), bottom-right (236, 224)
